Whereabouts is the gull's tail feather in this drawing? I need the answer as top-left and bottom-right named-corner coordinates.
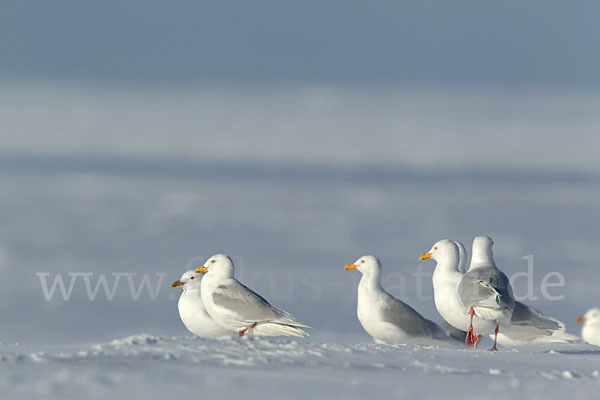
top-left (251, 322), bottom-right (310, 337)
top-left (545, 331), bottom-right (580, 343)
top-left (271, 307), bottom-right (313, 329)
top-left (496, 330), bottom-right (579, 346)
top-left (495, 302), bottom-right (581, 345)
top-left (511, 302), bottom-right (560, 331)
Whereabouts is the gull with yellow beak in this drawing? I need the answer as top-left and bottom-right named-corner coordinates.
top-left (457, 236), bottom-right (515, 351)
top-left (577, 308), bottom-right (600, 346)
top-left (420, 239), bottom-right (499, 347)
top-left (171, 270), bottom-right (231, 337)
top-left (420, 238), bottom-right (576, 349)
top-left (195, 254), bottom-right (310, 338)
top-left (421, 236), bottom-right (515, 350)
top-left (345, 255), bottom-right (455, 346)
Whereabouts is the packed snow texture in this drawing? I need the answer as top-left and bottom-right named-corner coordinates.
top-left (2, 335), bottom-right (600, 400)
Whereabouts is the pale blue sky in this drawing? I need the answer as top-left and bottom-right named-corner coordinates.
top-left (2, 0), bottom-right (600, 87)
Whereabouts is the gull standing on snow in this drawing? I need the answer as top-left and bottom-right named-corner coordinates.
top-left (577, 308), bottom-right (600, 346)
top-left (171, 270), bottom-right (232, 337)
top-left (195, 254), bottom-right (310, 337)
top-left (420, 240), bottom-right (497, 345)
top-left (421, 239), bottom-right (576, 348)
top-left (345, 255), bottom-right (454, 345)
top-left (458, 239), bottom-right (576, 345)
top-left (457, 236), bottom-right (515, 351)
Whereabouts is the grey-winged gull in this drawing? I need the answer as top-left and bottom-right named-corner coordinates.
top-left (195, 254), bottom-right (310, 337)
top-left (345, 255), bottom-right (455, 346)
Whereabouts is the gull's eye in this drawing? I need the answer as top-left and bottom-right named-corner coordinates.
top-left (211, 259), bottom-right (216, 263)
top-left (361, 260), bottom-right (365, 264)
top-left (190, 277), bottom-right (195, 280)
top-left (434, 247), bottom-right (438, 250)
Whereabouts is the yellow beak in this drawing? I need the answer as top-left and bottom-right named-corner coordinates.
top-left (576, 316), bottom-right (586, 323)
top-left (419, 252), bottom-right (432, 260)
top-left (171, 280), bottom-right (184, 288)
top-left (345, 264), bottom-right (357, 270)
top-left (195, 266), bottom-right (208, 273)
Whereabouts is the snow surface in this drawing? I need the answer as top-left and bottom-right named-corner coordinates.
top-left (2, 334), bottom-right (600, 400)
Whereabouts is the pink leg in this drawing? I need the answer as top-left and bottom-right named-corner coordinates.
top-left (465, 308), bottom-right (474, 346)
top-left (472, 333), bottom-right (480, 348)
top-left (465, 307), bottom-right (479, 348)
top-left (489, 324), bottom-right (499, 351)
top-left (237, 322), bottom-right (257, 337)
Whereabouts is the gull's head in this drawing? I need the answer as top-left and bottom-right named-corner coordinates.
top-left (195, 254), bottom-right (235, 279)
top-left (171, 270), bottom-right (200, 290)
top-left (473, 236), bottom-right (494, 253)
top-left (577, 308), bottom-right (600, 325)
top-left (420, 239), bottom-right (458, 262)
top-left (345, 255), bottom-right (381, 276)
top-left (473, 236), bottom-right (494, 247)
top-left (470, 235), bottom-right (495, 267)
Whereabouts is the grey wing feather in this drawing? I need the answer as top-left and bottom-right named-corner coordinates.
top-left (511, 301), bottom-right (561, 331)
top-left (458, 268), bottom-right (515, 310)
top-left (381, 296), bottom-right (448, 340)
top-left (212, 280), bottom-right (292, 322)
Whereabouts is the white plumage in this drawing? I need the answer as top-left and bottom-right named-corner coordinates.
top-left (171, 270), bottom-right (231, 338)
top-left (345, 255), bottom-right (455, 346)
top-left (577, 308), bottom-right (600, 346)
top-left (196, 254), bottom-right (310, 337)
top-left (421, 238), bottom-right (577, 347)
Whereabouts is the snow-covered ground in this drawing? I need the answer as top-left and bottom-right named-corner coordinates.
top-left (2, 334), bottom-right (600, 400)
top-left (1, 85), bottom-right (599, 398)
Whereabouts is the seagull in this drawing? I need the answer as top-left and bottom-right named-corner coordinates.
top-left (195, 254), bottom-right (310, 338)
top-left (171, 270), bottom-right (231, 337)
top-left (345, 255), bottom-right (455, 346)
top-left (457, 236), bottom-right (515, 351)
top-left (420, 240), bottom-right (497, 346)
top-left (577, 308), bottom-right (600, 346)
top-left (421, 238), bottom-right (577, 348)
